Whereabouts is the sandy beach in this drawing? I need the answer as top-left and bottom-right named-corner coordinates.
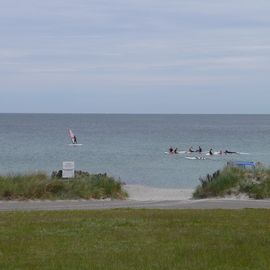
top-left (123, 185), bottom-right (251, 201)
top-left (123, 185), bottom-right (194, 201)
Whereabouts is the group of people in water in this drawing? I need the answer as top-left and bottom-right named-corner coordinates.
top-left (168, 146), bottom-right (237, 155)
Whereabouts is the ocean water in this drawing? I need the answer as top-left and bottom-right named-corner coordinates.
top-left (0, 114), bottom-right (269, 189)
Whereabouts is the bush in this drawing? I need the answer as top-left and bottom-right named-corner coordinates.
top-left (0, 172), bottom-right (127, 200)
top-left (193, 165), bottom-right (270, 199)
top-left (193, 167), bottom-right (243, 199)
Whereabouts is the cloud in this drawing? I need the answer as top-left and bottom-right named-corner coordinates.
top-left (0, 48), bottom-right (29, 59)
top-left (0, 0), bottom-right (270, 112)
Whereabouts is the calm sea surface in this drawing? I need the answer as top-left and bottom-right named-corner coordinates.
top-left (0, 114), bottom-right (269, 188)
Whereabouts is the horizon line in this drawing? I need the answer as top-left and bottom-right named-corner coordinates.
top-left (0, 112), bottom-right (269, 115)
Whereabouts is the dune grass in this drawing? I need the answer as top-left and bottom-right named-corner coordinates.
top-left (0, 209), bottom-right (270, 270)
top-left (0, 172), bottom-right (127, 200)
top-left (193, 166), bottom-right (270, 199)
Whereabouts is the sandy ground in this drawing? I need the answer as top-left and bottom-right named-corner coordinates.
top-left (124, 185), bottom-right (251, 201)
top-left (123, 185), bottom-right (194, 201)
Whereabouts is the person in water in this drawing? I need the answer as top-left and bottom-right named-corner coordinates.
top-left (224, 150), bottom-right (237, 154)
top-left (209, 148), bottom-right (213, 155)
top-left (73, 136), bottom-right (78, 144)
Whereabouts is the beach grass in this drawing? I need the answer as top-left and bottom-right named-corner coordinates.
top-left (193, 166), bottom-right (270, 199)
top-left (0, 172), bottom-right (127, 200)
top-left (0, 209), bottom-right (270, 270)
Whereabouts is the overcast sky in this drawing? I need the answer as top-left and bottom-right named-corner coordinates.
top-left (1, 0), bottom-right (270, 113)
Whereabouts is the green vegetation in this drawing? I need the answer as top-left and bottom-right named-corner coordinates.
top-left (193, 165), bottom-right (270, 199)
top-left (0, 172), bottom-right (127, 200)
top-left (0, 209), bottom-right (270, 269)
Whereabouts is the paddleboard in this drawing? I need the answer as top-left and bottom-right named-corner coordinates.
top-left (205, 151), bottom-right (249, 156)
top-left (185, 156), bottom-right (207, 160)
top-left (206, 151), bottom-right (222, 156)
top-left (165, 151), bottom-right (187, 155)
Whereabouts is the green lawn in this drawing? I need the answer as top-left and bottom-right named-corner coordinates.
top-left (1, 209), bottom-right (270, 270)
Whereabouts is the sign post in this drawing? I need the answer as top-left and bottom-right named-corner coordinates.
top-left (62, 161), bottom-right (75, 178)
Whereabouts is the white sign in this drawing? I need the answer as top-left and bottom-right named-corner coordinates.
top-left (62, 161), bottom-right (75, 178)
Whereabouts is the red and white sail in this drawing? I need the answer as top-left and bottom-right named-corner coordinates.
top-left (68, 128), bottom-right (76, 144)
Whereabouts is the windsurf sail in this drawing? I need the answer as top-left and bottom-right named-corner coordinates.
top-left (68, 128), bottom-right (76, 144)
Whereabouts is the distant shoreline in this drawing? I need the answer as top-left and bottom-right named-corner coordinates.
top-left (1, 113), bottom-right (270, 115)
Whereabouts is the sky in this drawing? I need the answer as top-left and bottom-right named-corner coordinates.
top-left (1, 0), bottom-right (270, 113)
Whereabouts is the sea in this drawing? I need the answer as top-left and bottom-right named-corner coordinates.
top-left (0, 114), bottom-right (269, 189)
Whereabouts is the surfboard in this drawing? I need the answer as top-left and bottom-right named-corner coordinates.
top-left (68, 143), bottom-right (83, 146)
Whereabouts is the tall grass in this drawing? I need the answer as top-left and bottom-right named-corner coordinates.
top-left (0, 172), bottom-right (127, 200)
top-left (193, 165), bottom-right (270, 199)
top-left (239, 167), bottom-right (270, 199)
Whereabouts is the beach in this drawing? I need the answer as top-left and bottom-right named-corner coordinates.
top-left (123, 184), bottom-right (194, 201)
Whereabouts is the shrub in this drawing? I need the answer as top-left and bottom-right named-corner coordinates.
top-left (0, 171), bottom-right (127, 200)
top-left (193, 165), bottom-right (270, 199)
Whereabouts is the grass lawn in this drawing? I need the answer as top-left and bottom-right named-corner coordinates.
top-left (1, 209), bottom-right (270, 270)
